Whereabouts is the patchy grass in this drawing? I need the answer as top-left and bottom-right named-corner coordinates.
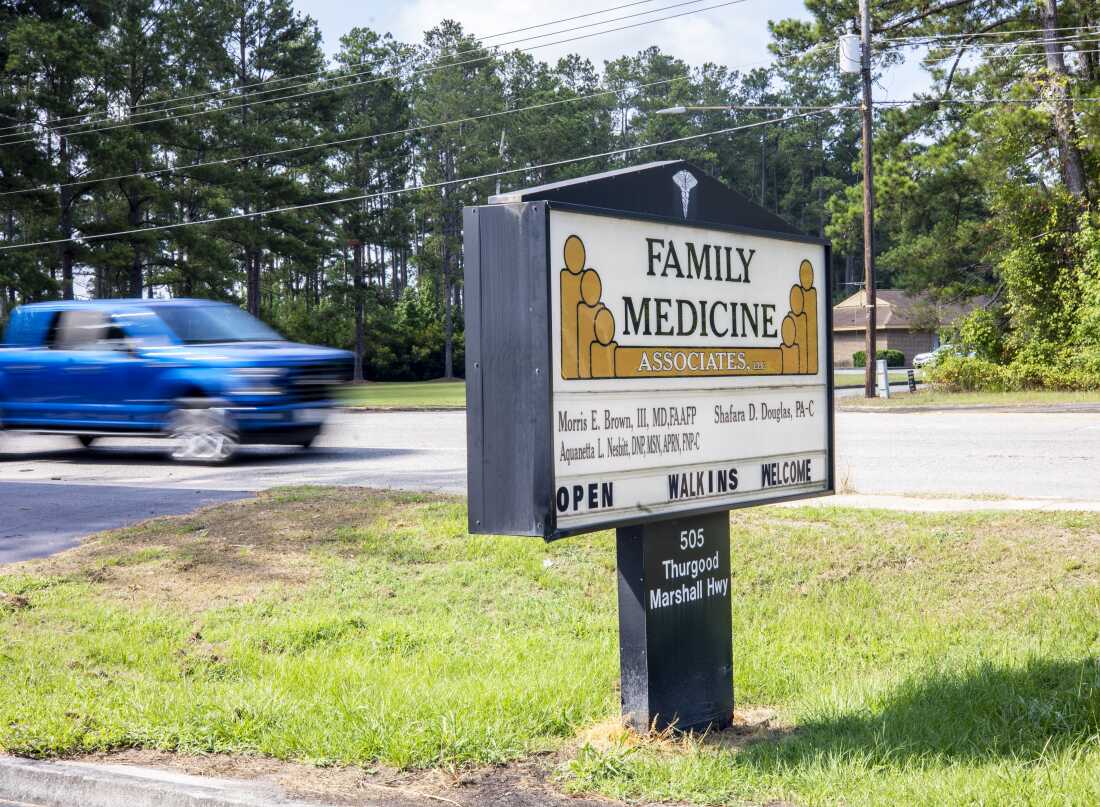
top-left (341, 381), bottom-right (465, 409)
top-left (342, 376), bottom-right (904, 407)
top-left (340, 374), bottom-right (931, 407)
top-left (838, 388), bottom-right (1100, 410)
top-left (3, 490), bottom-right (1100, 806)
top-left (834, 369), bottom-right (915, 389)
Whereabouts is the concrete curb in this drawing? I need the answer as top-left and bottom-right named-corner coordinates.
top-left (782, 493), bottom-right (1100, 513)
top-left (837, 402), bottom-right (1100, 414)
top-left (0, 756), bottom-right (335, 807)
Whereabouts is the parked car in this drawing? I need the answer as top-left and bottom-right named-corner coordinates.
top-left (913, 343), bottom-right (956, 368)
top-left (912, 343), bottom-right (978, 368)
top-left (0, 299), bottom-right (353, 462)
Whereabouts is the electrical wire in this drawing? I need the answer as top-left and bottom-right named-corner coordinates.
top-left (0, 109), bottom-right (834, 252)
top-left (3, 0), bottom-right (711, 140)
top-left (0, 0), bottom-right (732, 144)
top-left (0, 0), bottom-right (692, 134)
top-left (878, 25), bottom-right (1094, 43)
top-left (6, 19), bottom-right (1087, 137)
top-left (891, 35), bottom-right (1100, 52)
top-left (872, 96), bottom-right (1100, 106)
top-left (5, 84), bottom-right (1098, 200)
top-left (10, 0), bottom-right (711, 139)
top-left (0, 73), bottom-right (695, 198)
top-left (0, 39), bottom-right (838, 199)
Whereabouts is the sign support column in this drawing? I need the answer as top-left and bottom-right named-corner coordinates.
top-left (616, 511), bottom-right (733, 732)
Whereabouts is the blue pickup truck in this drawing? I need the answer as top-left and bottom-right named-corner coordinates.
top-left (0, 299), bottom-right (353, 462)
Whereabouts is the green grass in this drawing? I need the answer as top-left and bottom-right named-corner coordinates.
top-left (838, 388), bottom-right (1100, 409)
top-left (833, 368), bottom-right (915, 388)
top-left (4, 490), bottom-right (1100, 806)
top-left (341, 380), bottom-right (466, 409)
top-left (343, 376), bottom-right (902, 404)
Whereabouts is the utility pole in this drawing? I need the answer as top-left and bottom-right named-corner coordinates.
top-left (859, 0), bottom-right (877, 398)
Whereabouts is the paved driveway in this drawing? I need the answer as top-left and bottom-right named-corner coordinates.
top-left (2, 408), bottom-right (1098, 562)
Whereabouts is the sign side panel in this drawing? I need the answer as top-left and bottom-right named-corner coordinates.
top-left (824, 242), bottom-right (836, 494)
top-left (523, 202), bottom-right (555, 537)
top-left (463, 207), bottom-right (485, 532)
top-left (467, 203), bottom-right (549, 536)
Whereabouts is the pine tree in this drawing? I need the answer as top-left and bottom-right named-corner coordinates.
top-left (412, 21), bottom-right (503, 378)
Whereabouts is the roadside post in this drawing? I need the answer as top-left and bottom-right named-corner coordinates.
top-left (907, 368), bottom-right (917, 393)
top-left (876, 359), bottom-right (891, 398)
top-left (463, 161), bottom-right (834, 732)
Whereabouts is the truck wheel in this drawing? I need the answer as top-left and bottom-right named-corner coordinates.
top-left (167, 399), bottom-right (238, 464)
top-left (299, 427), bottom-right (321, 449)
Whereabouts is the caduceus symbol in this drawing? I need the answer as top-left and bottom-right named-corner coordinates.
top-left (672, 170), bottom-right (697, 218)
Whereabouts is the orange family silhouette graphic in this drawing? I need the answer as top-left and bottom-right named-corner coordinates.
top-left (559, 234), bottom-right (817, 380)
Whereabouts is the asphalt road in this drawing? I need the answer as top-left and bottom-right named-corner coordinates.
top-left (2, 407), bottom-right (1099, 562)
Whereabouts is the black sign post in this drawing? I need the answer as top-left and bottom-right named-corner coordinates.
top-left (617, 511), bottom-right (733, 731)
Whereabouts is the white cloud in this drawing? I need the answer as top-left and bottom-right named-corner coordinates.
top-left (301, 0), bottom-right (933, 98)
top-left (307, 0), bottom-right (806, 68)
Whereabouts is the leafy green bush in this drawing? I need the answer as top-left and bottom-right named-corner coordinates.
top-left (927, 354), bottom-right (1100, 392)
top-left (853, 348), bottom-right (905, 368)
top-left (958, 306), bottom-right (1007, 362)
top-left (925, 355), bottom-right (1008, 392)
top-left (268, 286), bottom-right (465, 381)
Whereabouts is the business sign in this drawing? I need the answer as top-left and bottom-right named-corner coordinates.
top-left (549, 208), bottom-right (830, 532)
top-left (465, 160), bottom-right (833, 540)
top-left (465, 160), bottom-right (833, 732)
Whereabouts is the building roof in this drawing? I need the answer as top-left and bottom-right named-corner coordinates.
top-left (833, 289), bottom-right (986, 332)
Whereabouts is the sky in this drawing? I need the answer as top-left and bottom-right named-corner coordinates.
top-left (298, 0), bottom-right (931, 98)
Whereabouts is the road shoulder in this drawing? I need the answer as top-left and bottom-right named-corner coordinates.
top-left (0, 752), bottom-right (639, 807)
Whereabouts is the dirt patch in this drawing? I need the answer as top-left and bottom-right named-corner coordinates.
top-left (574, 708), bottom-right (793, 755)
top-left (69, 712), bottom-right (792, 805)
top-left (0, 591), bottom-right (31, 611)
top-left (5, 488), bottom-right (442, 611)
top-left (73, 749), bottom-right (646, 806)
top-left (699, 708), bottom-right (796, 751)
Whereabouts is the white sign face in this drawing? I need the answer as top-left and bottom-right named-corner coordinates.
top-left (549, 208), bottom-right (831, 531)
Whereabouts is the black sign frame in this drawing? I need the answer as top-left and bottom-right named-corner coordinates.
top-left (465, 163), bottom-right (835, 541)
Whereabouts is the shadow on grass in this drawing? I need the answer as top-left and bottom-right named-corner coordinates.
top-left (730, 657), bottom-right (1100, 768)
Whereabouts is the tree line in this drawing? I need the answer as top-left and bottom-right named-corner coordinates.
top-left (1, 0), bottom-right (1097, 385)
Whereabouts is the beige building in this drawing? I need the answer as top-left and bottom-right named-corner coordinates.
top-left (832, 289), bottom-right (983, 367)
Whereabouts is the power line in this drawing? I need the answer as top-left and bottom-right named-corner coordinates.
top-left (3, 0), bottom-right (710, 139)
top-left (0, 0), bottom-right (690, 134)
top-left (873, 96), bottom-right (1100, 106)
top-left (0, 0), bottom-right (732, 145)
top-left (0, 38), bottom-right (844, 199)
top-left (0, 109), bottom-right (834, 252)
top-left (4, 18), bottom-right (1087, 139)
top-left (894, 35), bottom-right (1100, 52)
top-left (878, 25), bottom-right (1095, 43)
top-left (7, 0), bottom-right (711, 140)
top-left (475, 0), bottom-right (684, 42)
top-left (0, 74), bottom-right (693, 198)
top-left (6, 85), bottom-right (1098, 201)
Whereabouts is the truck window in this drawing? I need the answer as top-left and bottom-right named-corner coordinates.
top-left (153, 304), bottom-right (283, 344)
top-left (49, 310), bottom-right (113, 350)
